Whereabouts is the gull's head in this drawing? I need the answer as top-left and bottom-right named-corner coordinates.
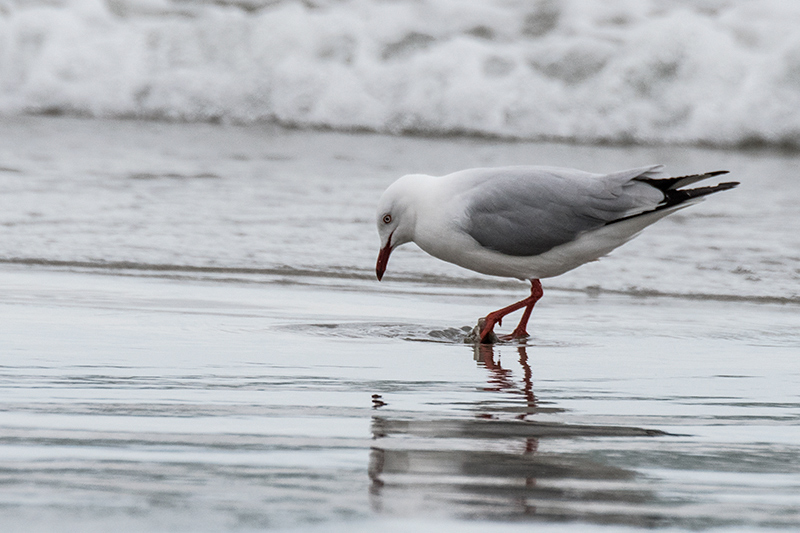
top-left (375, 174), bottom-right (425, 281)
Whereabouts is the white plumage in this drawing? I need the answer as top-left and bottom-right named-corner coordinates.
top-left (375, 165), bottom-right (738, 343)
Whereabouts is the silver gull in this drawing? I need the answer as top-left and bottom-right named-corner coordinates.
top-left (375, 164), bottom-right (738, 343)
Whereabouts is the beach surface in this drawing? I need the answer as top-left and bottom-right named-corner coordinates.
top-left (0, 117), bottom-right (799, 531)
top-left (3, 2), bottom-right (800, 530)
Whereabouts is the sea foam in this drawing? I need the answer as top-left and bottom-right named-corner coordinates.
top-left (2, 0), bottom-right (800, 146)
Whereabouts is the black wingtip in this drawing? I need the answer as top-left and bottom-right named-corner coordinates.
top-left (608, 176), bottom-right (738, 227)
top-left (673, 170), bottom-right (729, 179)
top-left (638, 170), bottom-right (732, 192)
top-left (665, 180), bottom-right (740, 205)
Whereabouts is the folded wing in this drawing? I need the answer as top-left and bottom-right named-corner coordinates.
top-left (463, 165), bottom-right (736, 257)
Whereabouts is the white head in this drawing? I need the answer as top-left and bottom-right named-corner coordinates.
top-left (375, 174), bottom-right (426, 280)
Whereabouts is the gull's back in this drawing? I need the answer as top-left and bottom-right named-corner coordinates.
top-left (458, 165), bottom-right (666, 257)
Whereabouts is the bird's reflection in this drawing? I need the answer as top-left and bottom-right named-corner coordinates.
top-left (475, 343), bottom-right (540, 507)
top-left (368, 344), bottom-right (664, 524)
top-left (474, 343), bottom-right (537, 421)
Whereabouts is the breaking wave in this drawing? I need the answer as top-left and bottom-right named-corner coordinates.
top-left (3, 0), bottom-right (800, 146)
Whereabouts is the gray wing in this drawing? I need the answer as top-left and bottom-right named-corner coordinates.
top-left (462, 165), bottom-right (665, 257)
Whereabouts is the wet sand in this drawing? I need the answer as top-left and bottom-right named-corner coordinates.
top-left (1, 115), bottom-right (798, 531)
top-left (1, 265), bottom-right (798, 532)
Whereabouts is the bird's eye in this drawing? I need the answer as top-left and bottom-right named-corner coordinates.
top-left (382, 214), bottom-right (392, 224)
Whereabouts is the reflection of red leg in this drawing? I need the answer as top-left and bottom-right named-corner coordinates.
top-left (480, 280), bottom-right (543, 343)
top-left (517, 346), bottom-right (537, 419)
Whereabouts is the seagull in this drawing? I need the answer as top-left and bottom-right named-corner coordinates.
top-left (375, 165), bottom-right (738, 343)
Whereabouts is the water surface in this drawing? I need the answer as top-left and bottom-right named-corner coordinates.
top-left (0, 117), bottom-right (799, 531)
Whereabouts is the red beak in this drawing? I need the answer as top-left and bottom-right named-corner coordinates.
top-left (376, 236), bottom-right (393, 281)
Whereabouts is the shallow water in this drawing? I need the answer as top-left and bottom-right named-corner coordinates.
top-left (1, 117), bottom-right (799, 531)
top-left (1, 115), bottom-right (798, 301)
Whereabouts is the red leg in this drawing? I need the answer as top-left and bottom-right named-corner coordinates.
top-left (509, 280), bottom-right (543, 339)
top-left (480, 279), bottom-right (543, 343)
top-left (479, 298), bottom-right (530, 342)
